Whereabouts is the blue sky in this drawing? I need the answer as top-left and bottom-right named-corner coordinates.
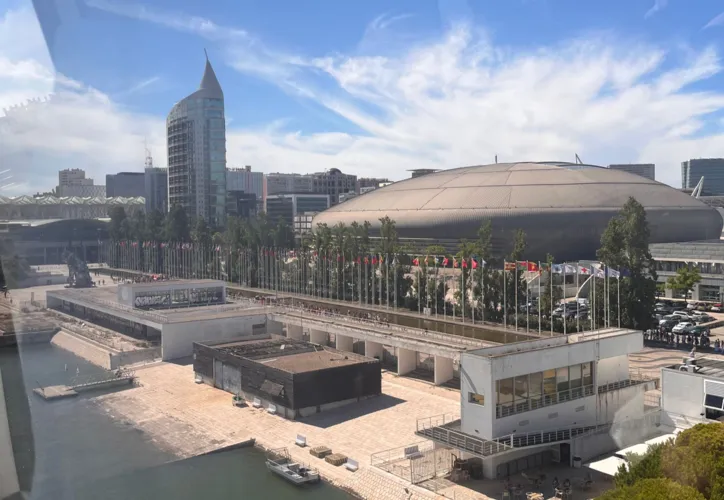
top-left (1, 0), bottom-right (724, 193)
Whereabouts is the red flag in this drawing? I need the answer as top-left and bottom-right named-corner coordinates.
top-left (462, 259), bottom-right (468, 268)
top-left (453, 258), bottom-right (459, 268)
top-left (442, 257), bottom-right (449, 267)
top-left (364, 256), bottom-right (369, 264)
top-left (504, 262), bottom-right (516, 271)
top-left (412, 257), bottom-right (419, 266)
top-left (471, 259), bottom-right (478, 269)
top-left (372, 256), bottom-right (378, 265)
top-left (527, 262), bottom-right (539, 272)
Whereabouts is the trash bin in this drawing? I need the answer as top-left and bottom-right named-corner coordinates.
top-left (573, 456), bottom-right (582, 468)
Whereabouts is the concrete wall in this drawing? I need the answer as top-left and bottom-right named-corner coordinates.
top-left (661, 368), bottom-right (705, 420)
top-left (599, 384), bottom-right (647, 425)
top-left (51, 330), bottom-right (113, 369)
top-left (460, 352), bottom-right (495, 438)
top-left (597, 355), bottom-right (630, 386)
top-left (161, 314), bottom-right (267, 360)
top-left (110, 346), bottom-right (162, 368)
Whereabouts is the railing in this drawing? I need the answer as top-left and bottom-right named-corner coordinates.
top-left (495, 385), bottom-right (595, 419)
top-left (278, 306), bottom-right (483, 348)
top-left (500, 424), bottom-right (603, 448)
top-left (598, 375), bottom-right (658, 394)
top-left (415, 414), bottom-right (512, 457)
top-left (370, 440), bottom-right (436, 468)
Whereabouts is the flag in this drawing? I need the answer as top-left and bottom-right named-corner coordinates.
top-left (539, 262), bottom-right (550, 271)
top-left (504, 262), bottom-right (516, 271)
top-left (552, 264), bottom-right (563, 274)
top-left (364, 256), bottom-right (369, 264)
top-left (471, 258), bottom-right (479, 269)
top-left (412, 257), bottom-right (420, 266)
top-left (442, 257), bottom-right (450, 267)
top-left (372, 256), bottom-right (378, 265)
top-left (578, 265), bottom-right (591, 275)
top-left (453, 257), bottom-right (459, 268)
top-left (527, 262), bottom-right (539, 272)
top-left (516, 261), bottom-right (527, 270)
top-left (608, 268), bottom-right (621, 279)
top-left (461, 259), bottom-right (468, 268)
top-left (564, 264), bottom-right (577, 274)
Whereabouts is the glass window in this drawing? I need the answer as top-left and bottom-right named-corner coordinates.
top-left (514, 375), bottom-right (528, 402)
top-left (569, 364), bottom-right (582, 389)
top-left (582, 362), bottom-right (593, 386)
top-left (543, 369), bottom-right (557, 395)
top-left (529, 372), bottom-right (543, 397)
top-left (497, 378), bottom-right (514, 406)
top-left (556, 367), bottom-right (569, 392)
top-left (469, 392), bottom-right (485, 406)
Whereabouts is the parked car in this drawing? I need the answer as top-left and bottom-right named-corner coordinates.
top-left (660, 320), bottom-right (678, 332)
top-left (685, 325), bottom-right (710, 336)
top-left (672, 311), bottom-right (691, 319)
top-left (686, 301), bottom-right (699, 310)
top-left (672, 322), bottom-right (694, 334)
top-left (693, 313), bottom-right (714, 324)
top-left (659, 315), bottom-right (680, 325)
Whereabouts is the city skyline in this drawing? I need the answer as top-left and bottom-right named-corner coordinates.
top-left (2, 1), bottom-right (724, 195)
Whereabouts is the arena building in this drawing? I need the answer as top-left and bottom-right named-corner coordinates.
top-left (313, 162), bottom-right (723, 261)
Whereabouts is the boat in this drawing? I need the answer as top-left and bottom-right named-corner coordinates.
top-left (265, 448), bottom-right (320, 485)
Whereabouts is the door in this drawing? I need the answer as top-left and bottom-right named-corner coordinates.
top-left (221, 363), bottom-right (242, 395)
top-left (559, 443), bottom-right (571, 465)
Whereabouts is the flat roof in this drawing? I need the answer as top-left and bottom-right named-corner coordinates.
top-left (467, 327), bottom-right (639, 358)
top-left (122, 279), bottom-right (224, 290)
top-left (209, 338), bottom-right (374, 374)
top-left (48, 285), bottom-right (266, 324)
top-left (665, 357), bottom-right (724, 379)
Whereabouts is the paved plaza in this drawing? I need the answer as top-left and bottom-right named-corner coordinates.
top-left (91, 363), bottom-right (461, 499)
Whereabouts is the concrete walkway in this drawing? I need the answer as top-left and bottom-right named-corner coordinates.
top-left (90, 362), bottom-right (465, 499)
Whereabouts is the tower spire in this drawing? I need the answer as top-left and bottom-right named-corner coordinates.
top-left (204, 48), bottom-right (209, 61)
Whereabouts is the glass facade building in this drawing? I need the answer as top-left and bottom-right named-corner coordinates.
top-left (682, 158), bottom-right (724, 196)
top-left (167, 55), bottom-right (227, 227)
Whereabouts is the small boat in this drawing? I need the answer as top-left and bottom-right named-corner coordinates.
top-left (265, 448), bottom-right (320, 485)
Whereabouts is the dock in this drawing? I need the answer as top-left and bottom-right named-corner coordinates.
top-left (33, 376), bottom-right (135, 401)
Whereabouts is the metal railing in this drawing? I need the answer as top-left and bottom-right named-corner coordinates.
top-left (495, 385), bottom-right (595, 419)
top-left (415, 414), bottom-right (512, 457)
top-left (501, 424), bottom-right (603, 448)
top-left (598, 375), bottom-right (658, 394)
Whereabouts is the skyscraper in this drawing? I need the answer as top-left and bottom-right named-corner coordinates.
top-left (167, 52), bottom-right (227, 227)
top-left (682, 159), bottom-right (724, 196)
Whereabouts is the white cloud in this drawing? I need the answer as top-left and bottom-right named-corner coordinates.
top-left (704, 11), bottom-right (724, 29)
top-left (645, 0), bottom-right (668, 19)
top-left (3, 2), bottom-right (724, 195)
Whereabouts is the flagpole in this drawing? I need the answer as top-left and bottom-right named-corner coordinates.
top-left (461, 261), bottom-right (465, 324)
top-left (418, 264), bottom-right (421, 315)
top-left (394, 255), bottom-right (398, 311)
top-left (563, 262), bottom-right (567, 336)
top-left (526, 265), bottom-right (529, 334)
top-left (515, 263), bottom-right (518, 332)
top-left (550, 264), bottom-right (554, 336)
top-left (481, 259), bottom-right (485, 324)
top-left (503, 262), bottom-right (507, 330)
top-left (538, 262), bottom-right (541, 335)
top-left (576, 268), bottom-right (580, 332)
top-left (617, 270), bottom-right (621, 328)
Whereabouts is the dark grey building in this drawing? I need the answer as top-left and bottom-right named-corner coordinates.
top-left (651, 240), bottom-right (724, 301)
top-left (227, 191), bottom-right (257, 218)
top-left (106, 172), bottom-right (145, 198)
top-left (266, 193), bottom-right (330, 227)
top-left (313, 161), bottom-right (723, 261)
top-left (682, 158), bottom-right (724, 195)
top-left (144, 167), bottom-right (168, 213)
top-left (608, 163), bottom-right (655, 181)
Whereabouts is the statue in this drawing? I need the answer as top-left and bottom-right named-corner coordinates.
top-left (64, 251), bottom-right (93, 288)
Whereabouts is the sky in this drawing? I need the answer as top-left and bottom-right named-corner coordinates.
top-left (1, 0), bottom-right (724, 195)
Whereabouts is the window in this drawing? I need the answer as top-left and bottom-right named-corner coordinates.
top-left (468, 392), bottom-right (485, 406)
top-left (582, 362), bottom-right (593, 386)
top-left (705, 394), bottom-right (724, 411)
top-left (497, 378), bottom-right (514, 408)
top-left (569, 364), bottom-right (582, 397)
top-left (529, 372), bottom-right (543, 409)
top-left (557, 367), bottom-right (569, 400)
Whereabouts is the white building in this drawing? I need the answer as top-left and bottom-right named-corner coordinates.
top-left (660, 356), bottom-right (724, 429)
top-left (417, 328), bottom-right (657, 478)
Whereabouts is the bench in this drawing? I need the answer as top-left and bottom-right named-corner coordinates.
top-left (404, 445), bottom-right (423, 460)
top-left (295, 435), bottom-right (307, 447)
top-left (252, 397), bottom-right (262, 408)
top-left (267, 403), bottom-right (277, 415)
top-left (345, 458), bottom-right (359, 472)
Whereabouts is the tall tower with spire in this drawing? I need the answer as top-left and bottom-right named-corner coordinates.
top-left (166, 51), bottom-right (227, 226)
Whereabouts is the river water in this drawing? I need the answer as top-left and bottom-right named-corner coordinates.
top-left (0, 344), bottom-right (350, 500)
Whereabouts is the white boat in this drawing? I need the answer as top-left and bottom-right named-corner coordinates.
top-left (265, 448), bottom-right (320, 485)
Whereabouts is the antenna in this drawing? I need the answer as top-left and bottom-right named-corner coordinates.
top-left (575, 154), bottom-right (583, 164)
top-left (144, 138), bottom-right (154, 169)
top-left (204, 48), bottom-right (209, 61)
top-left (495, 154), bottom-right (498, 163)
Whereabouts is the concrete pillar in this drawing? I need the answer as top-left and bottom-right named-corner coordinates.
top-left (434, 356), bottom-right (454, 385)
top-left (365, 340), bottom-right (384, 360)
top-left (397, 347), bottom-right (417, 376)
top-left (266, 319), bottom-right (284, 335)
top-left (287, 324), bottom-right (303, 340)
top-left (336, 334), bottom-right (354, 352)
top-left (310, 329), bottom-right (327, 345)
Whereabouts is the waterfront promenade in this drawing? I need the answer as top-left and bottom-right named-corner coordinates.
top-left (92, 361), bottom-right (474, 500)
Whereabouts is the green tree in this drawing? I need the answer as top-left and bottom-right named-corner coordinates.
top-left (108, 206), bottom-right (128, 241)
top-left (662, 423), bottom-right (724, 500)
top-left (597, 197), bottom-right (658, 329)
top-left (599, 478), bottom-right (705, 500)
top-left (667, 266), bottom-right (702, 297)
top-left (145, 209), bottom-right (164, 242)
top-left (615, 442), bottom-right (666, 488)
top-left (165, 205), bottom-right (190, 242)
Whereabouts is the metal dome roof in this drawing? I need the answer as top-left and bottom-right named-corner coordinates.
top-left (321, 162), bottom-right (704, 214)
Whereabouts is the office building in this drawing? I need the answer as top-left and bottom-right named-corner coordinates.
top-left (266, 173), bottom-right (313, 195)
top-left (57, 168), bottom-right (104, 197)
top-left (227, 191), bottom-right (257, 218)
top-left (106, 172), bottom-right (145, 198)
top-left (682, 158), bottom-right (724, 196)
top-left (409, 169), bottom-right (438, 178)
top-left (266, 194), bottom-right (330, 228)
top-left (226, 166), bottom-right (265, 199)
top-left (608, 163), bottom-right (655, 181)
top-left (415, 329), bottom-right (657, 478)
top-left (358, 177), bottom-right (390, 191)
top-left (651, 240), bottom-right (724, 301)
top-left (267, 169), bottom-right (356, 205)
top-left (293, 213), bottom-right (316, 235)
top-left (167, 53), bottom-right (227, 227)
top-left (145, 167), bottom-right (168, 213)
